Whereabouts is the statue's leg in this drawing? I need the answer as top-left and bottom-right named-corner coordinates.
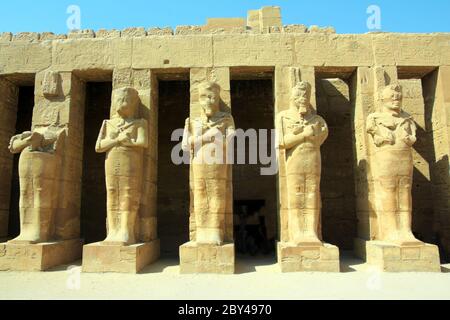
top-left (206, 177), bottom-right (226, 244)
top-left (193, 176), bottom-right (208, 244)
top-left (288, 174), bottom-right (306, 245)
top-left (104, 174), bottom-right (120, 242)
top-left (195, 176), bottom-right (225, 245)
top-left (13, 175), bottom-right (38, 243)
top-left (304, 174), bottom-right (321, 244)
top-left (118, 175), bottom-right (139, 245)
top-left (377, 176), bottom-right (399, 242)
top-left (35, 176), bottom-right (56, 242)
top-left (398, 175), bottom-right (418, 242)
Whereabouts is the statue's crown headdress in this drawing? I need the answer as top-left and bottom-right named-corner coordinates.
top-left (198, 80), bottom-right (221, 94)
top-left (293, 81), bottom-right (311, 92)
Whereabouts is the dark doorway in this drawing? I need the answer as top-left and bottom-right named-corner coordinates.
top-left (316, 78), bottom-right (357, 250)
top-left (8, 86), bottom-right (34, 238)
top-left (157, 80), bottom-right (190, 257)
top-left (231, 79), bottom-right (277, 258)
top-left (80, 82), bottom-right (112, 244)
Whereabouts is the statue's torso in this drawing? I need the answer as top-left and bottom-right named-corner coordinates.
top-left (280, 110), bottom-right (325, 175)
top-left (104, 118), bottom-right (144, 177)
top-left (367, 112), bottom-right (416, 177)
top-left (191, 113), bottom-right (233, 171)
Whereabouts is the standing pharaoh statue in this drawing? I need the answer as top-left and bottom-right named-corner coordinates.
top-left (183, 81), bottom-right (235, 245)
top-left (96, 87), bottom-right (148, 245)
top-left (367, 84), bottom-right (420, 245)
top-left (8, 123), bottom-right (66, 244)
top-left (277, 81), bottom-right (328, 245)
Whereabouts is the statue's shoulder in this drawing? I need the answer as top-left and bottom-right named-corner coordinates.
top-left (367, 112), bottom-right (384, 121)
top-left (399, 111), bottom-right (414, 121)
top-left (311, 114), bottom-right (326, 125)
top-left (277, 109), bottom-right (296, 122)
top-left (218, 111), bottom-right (232, 120)
top-left (105, 118), bottom-right (118, 126)
top-left (278, 109), bottom-right (292, 117)
top-left (217, 112), bottom-right (234, 126)
top-left (136, 118), bottom-right (148, 127)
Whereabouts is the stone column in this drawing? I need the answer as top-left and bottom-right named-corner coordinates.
top-left (0, 70), bottom-right (83, 271)
top-left (275, 66), bottom-right (340, 272)
top-left (82, 68), bottom-right (160, 274)
top-left (352, 66), bottom-right (379, 256)
top-left (354, 66), bottom-right (440, 272)
top-left (426, 66), bottom-right (450, 261)
top-left (179, 67), bottom-right (235, 274)
top-left (0, 78), bottom-right (18, 241)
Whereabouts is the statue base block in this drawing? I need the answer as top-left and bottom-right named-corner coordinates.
top-left (0, 239), bottom-right (83, 271)
top-left (365, 240), bottom-right (441, 272)
top-left (82, 240), bottom-right (160, 274)
top-left (180, 242), bottom-right (235, 274)
top-left (277, 242), bottom-right (340, 272)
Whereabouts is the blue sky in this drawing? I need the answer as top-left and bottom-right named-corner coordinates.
top-left (0, 0), bottom-right (449, 34)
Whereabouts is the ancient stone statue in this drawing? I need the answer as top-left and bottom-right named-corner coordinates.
top-left (96, 87), bottom-right (148, 245)
top-left (8, 124), bottom-right (66, 244)
top-left (183, 81), bottom-right (235, 245)
top-left (277, 81), bottom-right (328, 245)
top-left (367, 84), bottom-right (420, 245)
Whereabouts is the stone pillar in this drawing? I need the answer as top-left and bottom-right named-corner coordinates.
top-left (426, 66), bottom-right (450, 261)
top-left (0, 71), bottom-right (83, 271)
top-left (82, 68), bottom-right (160, 274)
top-left (275, 66), bottom-right (340, 272)
top-left (179, 67), bottom-right (235, 274)
top-left (0, 78), bottom-right (18, 241)
top-left (354, 66), bottom-right (440, 272)
top-left (352, 67), bottom-right (379, 256)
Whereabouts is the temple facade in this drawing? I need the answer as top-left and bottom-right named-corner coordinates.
top-left (0, 6), bottom-right (449, 273)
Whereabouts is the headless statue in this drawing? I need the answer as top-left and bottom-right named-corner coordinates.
top-left (9, 124), bottom-right (66, 244)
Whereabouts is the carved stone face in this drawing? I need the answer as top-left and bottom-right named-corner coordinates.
top-left (291, 82), bottom-right (311, 115)
top-left (382, 84), bottom-right (403, 112)
top-left (199, 83), bottom-right (220, 118)
top-left (113, 88), bottom-right (139, 119)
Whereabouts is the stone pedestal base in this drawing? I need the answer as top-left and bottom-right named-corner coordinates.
top-left (0, 239), bottom-right (83, 271)
top-left (365, 240), bottom-right (441, 272)
top-left (277, 242), bottom-right (340, 273)
top-left (82, 240), bottom-right (160, 274)
top-left (180, 242), bottom-right (235, 274)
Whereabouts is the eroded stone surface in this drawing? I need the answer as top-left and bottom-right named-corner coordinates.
top-left (82, 240), bottom-right (160, 273)
top-left (0, 239), bottom-right (82, 271)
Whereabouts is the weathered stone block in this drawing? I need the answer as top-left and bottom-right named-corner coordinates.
top-left (277, 242), bottom-right (340, 273)
top-left (0, 239), bottom-right (83, 271)
top-left (68, 29), bottom-right (95, 39)
top-left (96, 29), bottom-right (121, 39)
top-left (366, 241), bottom-right (441, 272)
top-left (175, 26), bottom-right (202, 35)
top-left (82, 240), bottom-right (160, 274)
top-left (147, 27), bottom-right (173, 36)
top-left (13, 32), bottom-right (40, 42)
top-left (121, 27), bottom-right (146, 38)
top-left (180, 242), bottom-right (235, 274)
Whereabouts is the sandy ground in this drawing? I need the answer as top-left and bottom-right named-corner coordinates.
top-left (0, 252), bottom-right (449, 300)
